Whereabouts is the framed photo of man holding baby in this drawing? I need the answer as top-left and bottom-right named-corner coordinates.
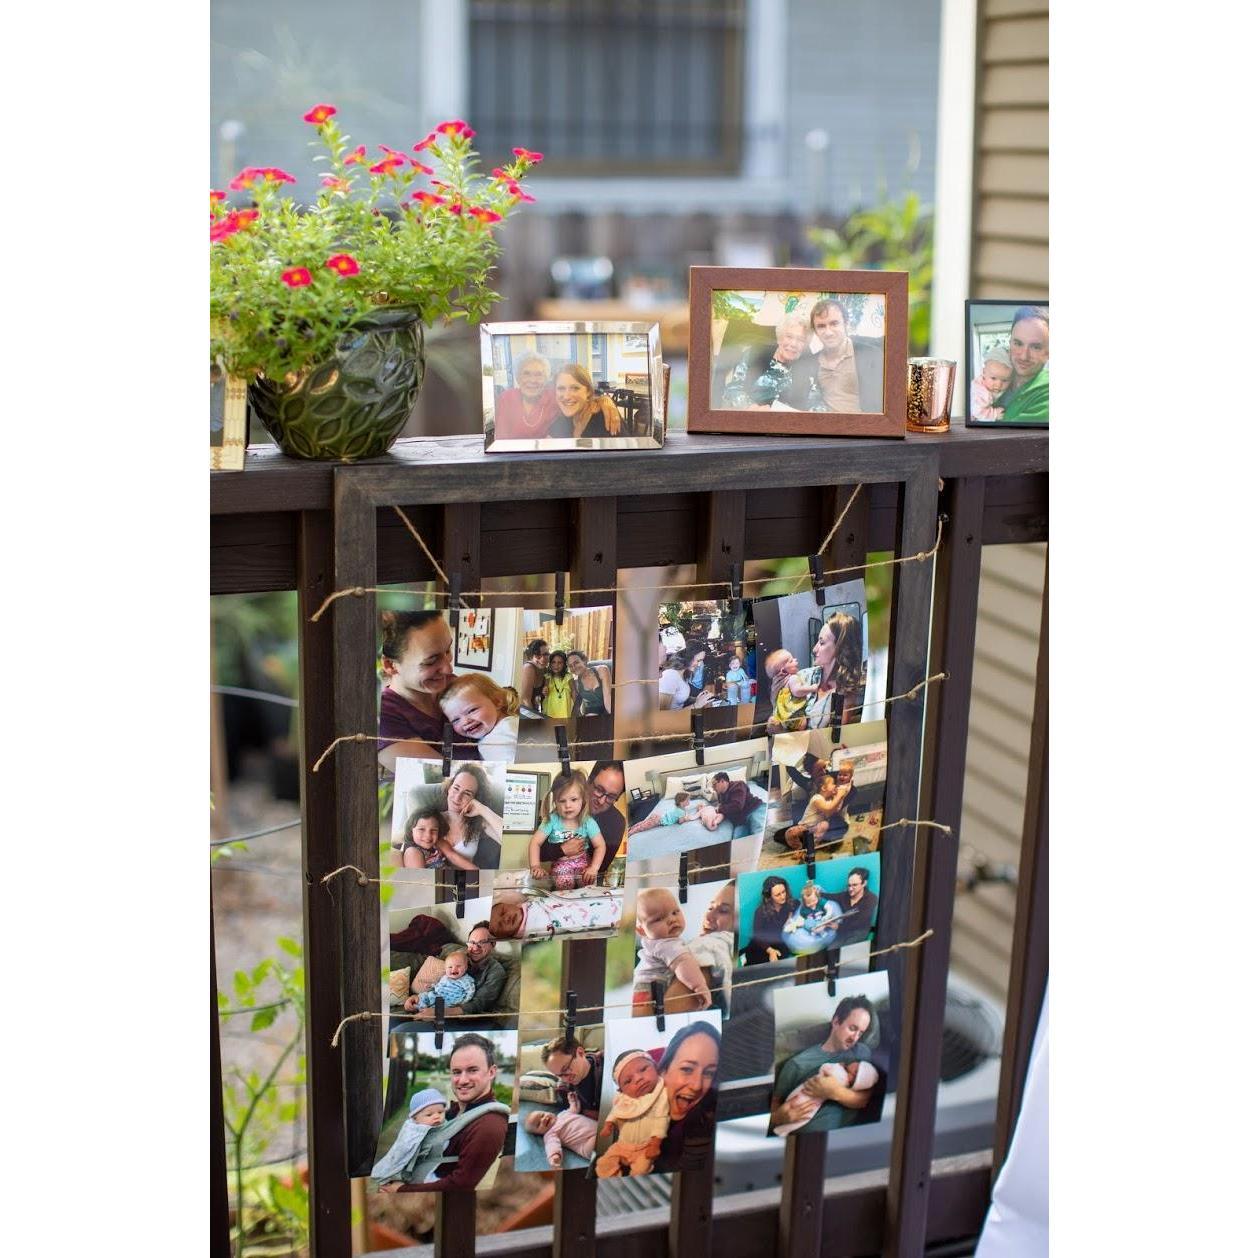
top-left (687, 266), bottom-right (909, 439)
top-left (963, 299), bottom-right (1049, 428)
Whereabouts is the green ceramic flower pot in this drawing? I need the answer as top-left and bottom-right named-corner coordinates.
top-left (248, 308), bottom-right (424, 461)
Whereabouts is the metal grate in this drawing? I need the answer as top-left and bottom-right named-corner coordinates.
top-left (468, 0), bottom-right (746, 172)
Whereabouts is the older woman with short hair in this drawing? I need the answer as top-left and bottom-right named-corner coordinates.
top-left (494, 352), bottom-right (560, 439)
top-left (721, 313), bottom-right (815, 410)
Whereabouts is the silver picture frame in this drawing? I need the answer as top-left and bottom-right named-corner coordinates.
top-left (481, 320), bottom-right (667, 452)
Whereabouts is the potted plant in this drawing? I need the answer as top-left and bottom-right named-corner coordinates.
top-left (210, 105), bottom-right (541, 461)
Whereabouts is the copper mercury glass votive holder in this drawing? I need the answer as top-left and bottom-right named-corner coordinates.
top-left (906, 358), bottom-right (957, 434)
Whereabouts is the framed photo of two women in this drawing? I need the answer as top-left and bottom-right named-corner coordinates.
top-left (688, 266), bottom-right (909, 439)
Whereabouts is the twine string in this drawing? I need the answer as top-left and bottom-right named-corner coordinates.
top-left (329, 928), bottom-right (934, 1046)
top-left (818, 484), bottom-right (864, 557)
top-left (393, 507), bottom-right (452, 590)
top-left (309, 672), bottom-right (946, 773)
top-left (307, 516), bottom-right (944, 622)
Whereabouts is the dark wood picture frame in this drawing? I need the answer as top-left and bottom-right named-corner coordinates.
top-left (963, 298), bottom-right (1049, 430)
top-left (687, 266), bottom-right (908, 439)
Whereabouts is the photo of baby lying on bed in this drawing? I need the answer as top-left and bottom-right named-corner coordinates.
top-left (769, 971), bottom-right (892, 1137)
top-left (737, 854), bottom-right (881, 966)
top-left (488, 869), bottom-right (625, 942)
top-left (593, 1012), bottom-right (722, 1178)
top-left (762, 722), bottom-right (886, 869)
top-left (604, 878), bottom-right (736, 1021)
top-left (622, 739), bottom-right (771, 864)
top-left (513, 1028), bottom-right (605, 1173)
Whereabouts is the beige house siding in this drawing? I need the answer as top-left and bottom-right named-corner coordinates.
top-left (951, 0), bottom-right (1047, 1001)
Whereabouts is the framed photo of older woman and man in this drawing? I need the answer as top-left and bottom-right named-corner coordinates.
top-left (481, 322), bottom-right (667, 451)
top-left (688, 266), bottom-right (909, 439)
top-left (964, 299), bottom-right (1049, 428)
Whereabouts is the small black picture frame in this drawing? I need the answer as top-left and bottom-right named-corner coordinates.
top-left (964, 299), bottom-right (1049, 429)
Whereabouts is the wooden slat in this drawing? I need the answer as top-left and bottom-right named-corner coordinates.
top-left (212, 430), bottom-right (1049, 517)
top-left (298, 510), bottom-right (354, 1255)
top-left (983, 15), bottom-right (1048, 62)
top-left (974, 239), bottom-right (1050, 286)
top-left (976, 195), bottom-right (1048, 241)
top-left (993, 557), bottom-right (1049, 1172)
top-left (884, 478), bottom-right (985, 1256)
top-left (979, 107), bottom-right (1049, 152)
top-left (981, 63), bottom-right (1049, 107)
top-left (211, 896), bottom-right (231, 1258)
top-left (331, 475), bottom-right (385, 1177)
top-left (977, 152), bottom-right (1049, 197)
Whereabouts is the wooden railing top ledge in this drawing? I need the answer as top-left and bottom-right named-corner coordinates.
top-left (211, 427), bottom-right (1048, 515)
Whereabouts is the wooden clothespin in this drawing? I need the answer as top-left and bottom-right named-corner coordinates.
top-left (691, 709), bottom-right (705, 766)
top-left (651, 980), bottom-right (667, 1031)
top-left (808, 554), bottom-right (826, 606)
top-left (433, 995), bottom-right (446, 1050)
top-left (441, 720), bottom-right (455, 775)
top-left (554, 571), bottom-right (566, 627)
top-left (729, 563), bottom-right (742, 602)
top-left (825, 949), bottom-right (840, 997)
top-left (677, 855), bottom-right (689, 904)
top-left (453, 868), bottom-right (467, 919)
top-left (803, 831), bottom-right (817, 880)
top-left (563, 991), bottom-right (578, 1049)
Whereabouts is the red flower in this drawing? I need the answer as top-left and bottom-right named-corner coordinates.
top-left (409, 159), bottom-right (434, 175)
top-left (468, 206), bottom-right (502, 224)
top-left (369, 156), bottom-right (405, 174)
top-left (431, 179), bottom-right (452, 192)
top-left (343, 145), bottom-right (367, 165)
top-left (303, 103), bottom-right (337, 124)
top-left (413, 132), bottom-right (438, 154)
top-left (210, 189), bottom-right (226, 204)
top-left (512, 148), bottom-right (545, 165)
top-left (281, 267), bottom-right (313, 288)
top-left (435, 119), bottom-right (475, 140)
top-left (321, 175), bottom-right (351, 191)
top-left (505, 180), bottom-right (536, 203)
top-left (228, 166), bottom-right (297, 190)
top-left (234, 209), bottom-right (259, 227)
top-left (411, 191), bottom-right (447, 207)
top-left (210, 214), bottom-right (240, 243)
top-left (325, 253), bottom-right (360, 277)
top-left (445, 201), bottom-right (464, 215)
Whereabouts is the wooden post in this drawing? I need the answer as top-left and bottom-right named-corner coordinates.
top-left (331, 476), bottom-right (385, 1177)
top-left (883, 477), bottom-right (985, 1258)
top-left (992, 555), bottom-right (1049, 1173)
top-left (297, 508), bottom-right (354, 1257)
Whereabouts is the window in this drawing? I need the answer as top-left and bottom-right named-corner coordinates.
top-left (468, 0), bottom-right (745, 172)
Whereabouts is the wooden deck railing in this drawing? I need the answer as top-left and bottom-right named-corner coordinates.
top-left (211, 426), bottom-right (1048, 1258)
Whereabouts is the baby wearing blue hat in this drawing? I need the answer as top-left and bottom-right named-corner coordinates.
top-left (371, 1088), bottom-right (451, 1188)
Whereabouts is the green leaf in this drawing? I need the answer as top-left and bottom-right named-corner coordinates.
top-left (251, 1006), bottom-right (279, 1032)
top-left (277, 935), bottom-right (302, 958)
top-left (233, 969), bottom-right (252, 1000)
top-left (252, 960), bottom-right (272, 986)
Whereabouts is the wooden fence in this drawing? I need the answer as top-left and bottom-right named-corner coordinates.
top-left (210, 425), bottom-right (1048, 1257)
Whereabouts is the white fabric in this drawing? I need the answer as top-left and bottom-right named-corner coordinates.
top-left (371, 1116), bottom-right (443, 1180)
top-left (476, 715), bottom-right (519, 761)
top-left (976, 988), bottom-right (1048, 1258)
top-left (633, 934), bottom-right (690, 985)
top-left (659, 668), bottom-right (690, 710)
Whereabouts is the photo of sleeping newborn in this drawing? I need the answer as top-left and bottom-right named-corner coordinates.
top-left (622, 738), bottom-right (770, 865)
top-left (769, 970), bottom-right (892, 1138)
top-left (593, 1012), bottom-right (721, 1178)
top-left (488, 869), bottom-right (624, 942)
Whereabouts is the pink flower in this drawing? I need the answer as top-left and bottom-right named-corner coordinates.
top-left (325, 253), bottom-right (360, 277)
top-left (445, 201), bottom-right (464, 215)
top-left (234, 209), bottom-right (259, 227)
top-left (505, 180), bottom-right (535, 203)
top-left (409, 159), bottom-right (434, 175)
top-left (303, 103), bottom-right (337, 124)
top-left (435, 118), bottom-right (475, 140)
top-left (210, 189), bottom-right (226, 204)
top-left (468, 206), bottom-right (502, 224)
top-left (281, 267), bottom-right (313, 288)
top-left (411, 191), bottom-right (447, 207)
top-left (228, 166), bottom-right (297, 190)
top-left (413, 132), bottom-right (438, 154)
top-left (511, 148), bottom-right (544, 166)
top-left (210, 214), bottom-right (240, 243)
top-left (369, 155), bottom-right (406, 174)
top-left (321, 175), bottom-right (351, 192)
top-left (343, 145), bottom-right (367, 165)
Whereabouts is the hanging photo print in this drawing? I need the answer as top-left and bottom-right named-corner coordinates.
top-left (768, 970), bottom-right (892, 1137)
top-left (750, 578), bottom-right (870, 733)
top-left (386, 880), bottom-right (520, 1034)
top-left (498, 759), bottom-right (629, 887)
top-left (623, 737), bottom-right (770, 867)
top-left (593, 1012), bottom-right (722, 1178)
top-left (516, 606), bottom-right (615, 720)
top-left (514, 1027), bottom-right (605, 1173)
top-left (657, 599), bottom-right (755, 711)
top-left (737, 854), bottom-right (881, 966)
top-left (762, 722), bottom-right (887, 868)
top-left (378, 609), bottom-right (522, 771)
top-left (390, 758), bottom-right (507, 872)
top-left (604, 877), bottom-right (736, 1021)
top-left (372, 1029), bottom-right (518, 1194)
top-left (488, 869), bottom-right (625, 943)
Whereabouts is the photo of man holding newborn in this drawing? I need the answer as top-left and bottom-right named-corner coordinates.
top-left (769, 971), bottom-right (892, 1137)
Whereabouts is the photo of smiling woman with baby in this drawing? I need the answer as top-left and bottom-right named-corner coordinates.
top-left (389, 758), bottom-right (506, 871)
top-left (594, 1012), bottom-right (722, 1177)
